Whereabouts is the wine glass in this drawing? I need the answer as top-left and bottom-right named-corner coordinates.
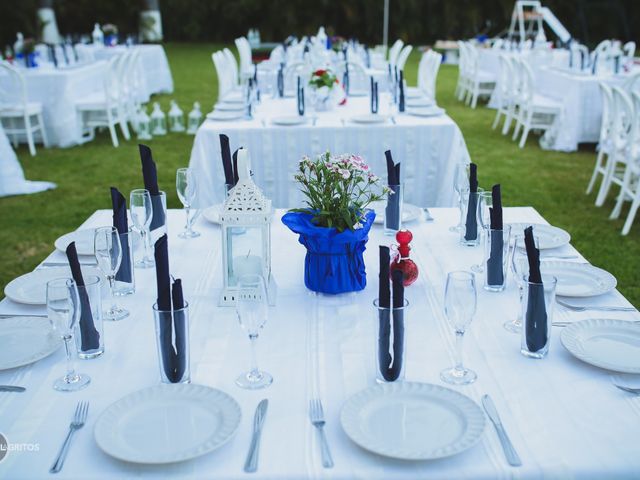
top-left (506, 234), bottom-right (538, 333)
top-left (471, 191), bottom-right (493, 273)
top-left (440, 271), bottom-right (478, 385)
top-left (235, 274), bottom-right (273, 389)
top-left (47, 278), bottom-right (91, 391)
top-left (130, 189), bottom-right (154, 268)
top-left (450, 163), bottom-right (470, 233)
top-left (176, 167), bottom-right (201, 239)
top-left (94, 226), bottom-right (129, 321)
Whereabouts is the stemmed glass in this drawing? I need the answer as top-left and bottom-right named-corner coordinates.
top-left (130, 189), bottom-right (154, 268)
top-left (450, 163), bottom-right (470, 233)
top-left (47, 278), bottom-right (91, 391)
top-left (471, 191), bottom-right (493, 273)
top-left (235, 274), bottom-right (273, 389)
top-left (506, 234), bottom-right (537, 333)
top-left (176, 167), bottom-right (201, 239)
top-left (440, 271), bottom-right (478, 385)
top-left (94, 226), bottom-right (129, 321)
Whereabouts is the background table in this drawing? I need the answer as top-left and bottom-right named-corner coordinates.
top-left (189, 95), bottom-right (470, 209)
top-left (1, 208), bottom-right (639, 479)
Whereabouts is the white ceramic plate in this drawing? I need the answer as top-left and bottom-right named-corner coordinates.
top-left (206, 111), bottom-right (244, 122)
top-left (347, 90), bottom-right (368, 97)
top-left (407, 106), bottom-right (445, 117)
top-left (94, 384), bottom-right (241, 464)
top-left (561, 319), bottom-right (640, 373)
top-left (55, 229), bottom-right (97, 256)
top-left (540, 261), bottom-right (617, 297)
top-left (406, 97), bottom-right (435, 108)
top-left (0, 317), bottom-right (61, 370)
top-left (214, 102), bottom-right (245, 112)
top-left (508, 223), bottom-right (571, 250)
top-left (202, 204), bottom-right (224, 224)
top-left (4, 267), bottom-right (104, 305)
top-left (350, 114), bottom-right (389, 124)
top-left (369, 201), bottom-right (422, 224)
top-left (340, 382), bottom-right (485, 460)
top-left (271, 116), bottom-right (307, 126)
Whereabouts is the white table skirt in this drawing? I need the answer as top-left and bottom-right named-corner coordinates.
top-left (0, 62), bottom-right (108, 147)
top-left (189, 95), bottom-right (469, 209)
top-left (0, 208), bottom-right (639, 479)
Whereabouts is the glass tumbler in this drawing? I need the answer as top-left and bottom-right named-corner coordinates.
top-left (153, 302), bottom-right (191, 384)
top-left (460, 188), bottom-right (484, 247)
top-left (521, 275), bottom-right (557, 359)
top-left (113, 230), bottom-right (135, 296)
top-left (75, 275), bottom-right (104, 359)
top-left (384, 184), bottom-right (403, 235)
top-left (483, 225), bottom-right (511, 292)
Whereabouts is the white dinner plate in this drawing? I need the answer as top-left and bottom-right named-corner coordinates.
top-left (561, 319), bottom-right (640, 373)
top-left (206, 111), bottom-right (245, 122)
top-left (407, 106), bottom-right (445, 117)
top-left (4, 267), bottom-right (104, 305)
top-left (350, 114), bottom-right (389, 124)
top-left (340, 382), bottom-right (485, 460)
top-left (508, 223), bottom-right (571, 250)
top-left (0, 317), bottom-right (61, 371)
top-left (369, 201), bottom-right (422, 224)
top-left (202, 204), bottom-right (224, 224)
top-left (347, 90), bottom-right (368, 97)
top-left (406, 87), bottom-right (423, 99)
top-left (406, 97), bottom-right (434, 108)
top-left (214, 102), bottom-right (245, 112)
top-left (94, 384), bottom-right (242, 464)
top-left (271, 116), bottom-right (307, 126)
top-left (540, 261), bottom-right (617, 297)
top-left (55, 229), bottom-right (97, 256)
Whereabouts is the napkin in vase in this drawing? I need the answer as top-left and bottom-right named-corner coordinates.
top-left (110, 187), bottom-right (132, 283)
top-left (384, 150), bottom-right (401, 230)
top-left (377, 247), bottom-right (405, 381)
top-left (464, 163), bottom-right (479, 241)
top-left (524, 226), bottom-right (547, 353)
top-left (487, 184), bottom-right (503, 285)
top-left (139, 144), bottom-right (165, 231)
top-left (66, 243), bottom-right (100, 351)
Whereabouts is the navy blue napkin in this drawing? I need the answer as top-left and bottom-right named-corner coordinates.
top-left (365, 47), bottom-right (371, 68)
top-left (487, 184), bottom-right (504, 285)
top-left (343, 50), bottom-right (350, 96)
top-left (569, 48), bottom-right (573, 68)
top-left (66, 243), bottom-right (100, 351)
top-left (110, 187), bottom-right (132, 283)
top-left (385, 150), bottom-right (401, 230)
top-left (398, 70), bottom-right (405, 112)
top-left (139, 144), bottom-right (165, 231)
top-left (219, 134), bottom-right (235, 186)
top-left (232, 148), bottom-right (240, 185)
top-left (48, 45), bottom-right (58, 68)
top-left (377, 269), bottom-right (405, 382)
top-left (297, 77), bottom-right (305, 116)
top-left (379, 246), bottom-right (390, 309)
top-left (60, 43), bottom-right (69, 65)
top-left (370, 78), bottom-right (379, 114)
top-left (464, 163), bottom-right (479, 241)
top-left (277, 62), bottom-right (284, 97)
top-left (170, 278), bottom-right (188, 382)
top-left (524, 226), bottom-right (548, 353)
top-left (592, 53), bottom-right (598, 74)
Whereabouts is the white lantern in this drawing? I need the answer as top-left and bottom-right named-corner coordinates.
top-left (150, 102), bottom-right (167, 136)
top-left (186, 102), bottom-right (202, 135)
top-left (168, 100), bottom-right (185, 132)
top-left (136, 106), bottom-right (152, 140)
top-left (219, 148), bottom-right (276, 306)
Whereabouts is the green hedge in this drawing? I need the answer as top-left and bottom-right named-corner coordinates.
top-left (1, 0), bottom-right (637, 49)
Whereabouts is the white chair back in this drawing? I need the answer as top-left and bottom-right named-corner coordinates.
top-left (235, 37), bottom-right (253, 73)
top-left (0, 62), bottom-right (28, 110)
top-left (624, 41), bottom-right (636, 62)
top-left (598, 82), bottom-right (614, 147)
top-left (396, 45), bottom-right (413, 71)
top-left (223, 48), bottom-right (240, 87)
top-left (492, 39), bottom-right (504, 50)
top-left (610, 86), bottom-right (634, 152)
top-left (212, 51), bottom-right (233, 100)
top-left (388, 39), bottom-right (404, 66)
top-left (498, 54), bottom-right (514, 101)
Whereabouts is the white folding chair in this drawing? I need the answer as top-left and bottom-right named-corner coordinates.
top-left (422, 50), bottom-right (442, 101)
top-left (0, 62), bottom-right (48, 156)
top-left (234, 37), bottom-right (254, 81)
top-left (387, 39), bottom-right (404, 67)
top-left (212, 51), bottom-right (242, 103)
top-left (590, 40), bottom-right (612, 74)
top-left (455, 41), bottom-right (469, 101)
top-left (623, 41), bottom-right (636, 64)
top-left (492, 54), bottom-right (514, 131)
top-left (465, 43), bottom-right (496, 108)
top-left (511, 59), bottom-right (561, 148)
top-left (396, 45), bottom-right (413, 71)
top-left (586, 83), bottom-right (615, 196)
top-left (223, 48), bottom-right (241, 91)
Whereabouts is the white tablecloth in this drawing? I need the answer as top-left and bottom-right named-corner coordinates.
top-left (1, 208), bottom-right (639, 479)
top-left (0, 121), bottom-right (55, 196)
top-left (189, 96), bottom-right (469, 208)
top-left (0, 62), bottom-right (108, 147)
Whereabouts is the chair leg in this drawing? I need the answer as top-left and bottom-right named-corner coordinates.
top-left (118, 108), bottom-right (131, 141)
top-left (512, 113), bottom-right (522, 141)
top-left (492, 108), bottom-right (502, 129)
top-left (595, 154), bottom-right (618, 207)
top-left (471, 87), bottom-right (479, 109)
top-left (502, 106), bottom-right (514, 135)
top-left (24, 114), bottom-right (36, 156)
top-left (38, 112), bottom-right (49, 147)
top-left (519, 126), bottom-right (530, 148)
top-left (622, 192), bottom-right (640, 235)
top-left (10, 118), bottom-right (19, 148)
top-left (610, 165), bottom-right (633, 219)
top-left (105, 108), bottom-right (119, 147)
top-left (586, 150), bottom-right (605, 194)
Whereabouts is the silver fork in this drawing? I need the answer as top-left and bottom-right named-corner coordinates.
top-left (50, 401), bottom-right (89, 474)
top-left (309, 398), bottom-right (334, 468)
top-left (423, 208), bottom-right (434, 223)
top-left (556, 298), bottom-right (637, 312)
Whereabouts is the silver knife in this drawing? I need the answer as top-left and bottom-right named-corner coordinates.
top-left (482, 394), bottom-right (522, 467)
top-left (244, 399), bottom-right (268, 473)
top-left (0, 386), bottom-right (26, 392)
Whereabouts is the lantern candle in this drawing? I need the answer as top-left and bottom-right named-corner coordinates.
top-left (233, 253), bottom-right (263, 280)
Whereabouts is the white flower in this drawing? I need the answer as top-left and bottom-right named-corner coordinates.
top-left (339, 169), bottom-right (351, 179)
top-left (353, 222), bottom-right (364, 230)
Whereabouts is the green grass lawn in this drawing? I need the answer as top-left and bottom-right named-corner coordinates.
top-left (1, 43), bottom-right (638, 305)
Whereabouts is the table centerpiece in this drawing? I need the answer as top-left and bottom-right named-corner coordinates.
top-left (282, 152), bottom-right (388, 294)
top-left (308, 68), bottom-right (345, 111)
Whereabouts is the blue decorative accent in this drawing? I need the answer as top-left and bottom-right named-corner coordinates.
top-left (281, 210), bottom-right (375, 294)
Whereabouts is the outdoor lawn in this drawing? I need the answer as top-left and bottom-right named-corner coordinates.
top-left (1, 42), bottom-right (638, 305)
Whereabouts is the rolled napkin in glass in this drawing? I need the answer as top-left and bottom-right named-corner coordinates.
top-left (485, 184), bottom-right (509, 291)
top-left (297, 76), bottom-right (305, 116)
top-left (384, 150), bottom-right (402, 235)
top-left (139, 143), bottom-right (167, 233)
top-left (521, 226), bottom-right (557, 359)
top-left (376, 250), bottom-right (406, 383)
top-left (66, 242), bottom-right (103, 358)
top-left (219, 134), bottom-right (236, 187)
top-left (277, 62), bottom-right (284, 97)
top-left (464, 163), bottom-right (479, 244)
top-left (110, 187), bottom-right (134, 295)
top-left (153, 234), bottom-right (190, 383)
top-left (398, 70), bottom-right (405, 113)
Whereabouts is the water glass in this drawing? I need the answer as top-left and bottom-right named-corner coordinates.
top-left (506, 234), bottom-right (539, 333)
top-left (374, 299), bottom-right (409, 383)
top-left (483, 225), bottom-right (511, 292)
top-left (153, 302), bottom-right (191, 383)
top-left (440, 271), bottom-right (477, 385)
top-left (75, 275), bottom-right (104, 359)
top-left (460, 189), bottom-right (484, 247)
top-left (113, 230), bottom-right (135, 296)
top-left (471, 190), bottom-right (492, 272)
top-left (235, 274), bottom-right (272, 389)
top-left (176, 167), bottom-right (201, 239)
top-left (384, 184), bottom-right (403, 235)
top-left (130, 188), bottom-right (154, 268)
top-left (94, 226), bottom-right (129, 321)
top-left (521, 275), bottom-right (557, 359)
top-left (450, 163), bottom-right (470, 233)
top-left (46, 278), bottom-right (91, 392)
top-left (149, 191), bottom-right (168, 243)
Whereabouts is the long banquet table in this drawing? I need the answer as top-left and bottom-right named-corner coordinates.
top-left (1, 208), bottom-right (639, 479)
top-left (189, 96), bottom-right (469, 209)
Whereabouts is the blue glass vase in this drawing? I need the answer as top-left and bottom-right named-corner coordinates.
top-left (281, 210), bottom-right (375, 294)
